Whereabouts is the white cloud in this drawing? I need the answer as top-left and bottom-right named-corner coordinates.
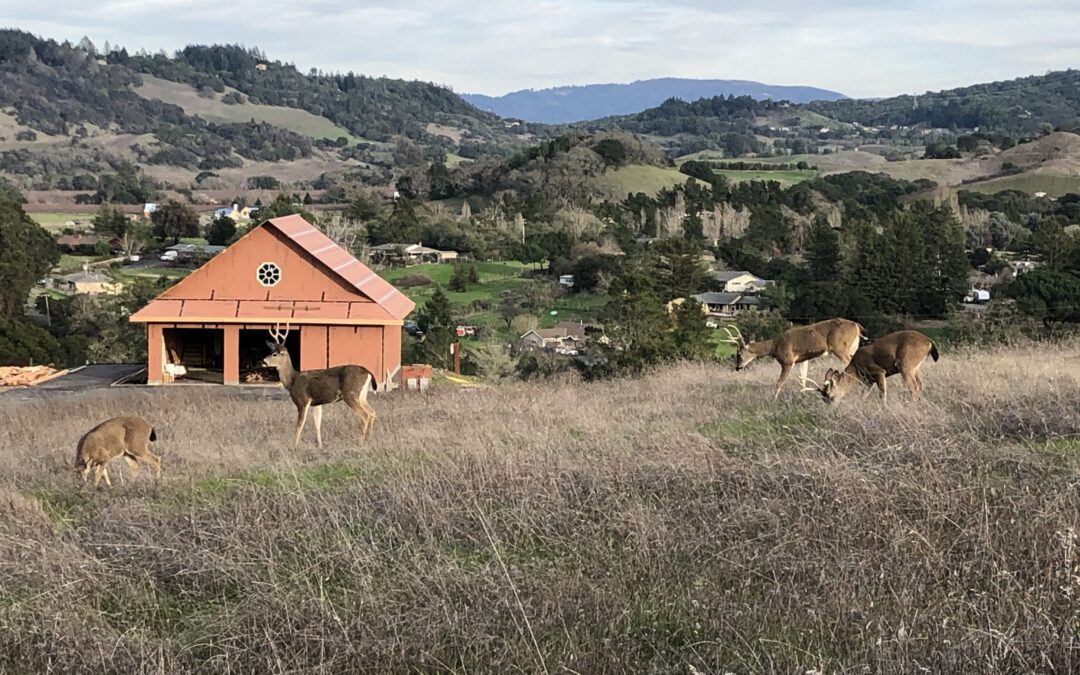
top-left (1, 0), bottom-right (1078, 97)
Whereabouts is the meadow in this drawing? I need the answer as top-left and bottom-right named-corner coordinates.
top-left (1, 341), bottom-right (1078, 672)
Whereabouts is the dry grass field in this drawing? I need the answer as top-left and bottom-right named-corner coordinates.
top-left (1, 343), bottom-right (1079, 673)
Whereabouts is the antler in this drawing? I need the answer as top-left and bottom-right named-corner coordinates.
top-left (719, 324), bottom-right (745, 345)
top-left (268, 321), bottom-right (291, 345)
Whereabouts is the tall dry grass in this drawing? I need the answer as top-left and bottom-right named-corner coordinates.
top-left (1, 342), bottom-right (1079, 673)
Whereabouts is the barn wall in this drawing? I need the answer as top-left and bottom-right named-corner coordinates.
top-left (382, 326), bottom-right (402, 386)
top-left (328, 326), bottom-right (383, 382)
top-left (301, 325), bottom-right (329, 370)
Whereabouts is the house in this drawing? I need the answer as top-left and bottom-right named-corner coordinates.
top-left (213, 203), bottom-right (258, 221)
top-left (369, 243), bottom-right (458, 266)
top-left (255, 63), bottom-right (268, 71)
top-left (558, 274), bottom-right (575, 288)
top-left (63, 271), bottom-right (122, 295)
top-left (142, 203), bottom-right (158, 219)
top-left (693, 292), bottom-right (763, 320)
top-left (519, 321), bottom-right (589, 356)
top-left (712, 270), bottom-right (773, 293)
top-left (129, 214), bottom-right (415, 386)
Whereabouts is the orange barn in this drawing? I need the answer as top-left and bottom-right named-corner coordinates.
top-left (130, 214), bottom-right (415, 386)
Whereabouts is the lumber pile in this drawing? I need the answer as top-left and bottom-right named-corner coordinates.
top-left (0, 366), bottom-right (61, 388)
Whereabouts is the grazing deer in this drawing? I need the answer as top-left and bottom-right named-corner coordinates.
top-left (721, 318), bottom-right (866, 400)
top-left (74, 416), bottom-right (161, 488)
top-left (818, 329), bottom-right (939, 403)
top-left (262, 323), bottom-right (379, 448)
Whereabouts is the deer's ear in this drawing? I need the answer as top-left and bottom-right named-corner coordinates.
top-left (266, 340), bottom-right (278, 350)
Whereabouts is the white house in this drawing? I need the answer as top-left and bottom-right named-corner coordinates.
top-left (713, 270), bottom-right (773, 294)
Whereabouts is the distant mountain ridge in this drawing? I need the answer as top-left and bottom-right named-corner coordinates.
top-left (463, 77), bottom-right (847, 124)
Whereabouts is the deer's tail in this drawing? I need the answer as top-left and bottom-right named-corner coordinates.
top-left (930, 343), bottom-right (940, 362)
top-left (149, 428), bottom-right (158, 442)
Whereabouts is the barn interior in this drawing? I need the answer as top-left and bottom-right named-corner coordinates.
top-left (239, 328), bottom-right (300, 384)
top-left (162, 328), bottom-right (224, 383)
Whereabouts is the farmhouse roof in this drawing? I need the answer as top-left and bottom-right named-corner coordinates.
top-left (713, 270), bottom-right (757, 282)
top-left (130, 215), bottom-right (415, 324)
top-left (694, 292), bottom-right (742, 306)
top-left (56, 234), bottom-right (101, 247)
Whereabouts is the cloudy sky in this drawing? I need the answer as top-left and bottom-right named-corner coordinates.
top-left (3, 0), bottom-right (1078, 98)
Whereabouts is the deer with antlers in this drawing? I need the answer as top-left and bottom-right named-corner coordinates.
top-left (818, 329), bottom-right (939, 404)
top-left (262, 323), bottom-right (379, 448)
top-left (721, 318), bottom-right (866, 400)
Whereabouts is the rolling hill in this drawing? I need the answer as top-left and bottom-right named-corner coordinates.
top-left (464, 77), bottom-right (847, 124)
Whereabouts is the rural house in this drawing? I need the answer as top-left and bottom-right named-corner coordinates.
top-left (62, 271), bottom-right (122, 295)
top-left (130, 214), bottom-right (415, 386)
top-left (369, 242), bottom-right (459, 266)
top-left (713, 270), bottom-right (773, 293)
top-left (56, 233), bottom-right (110, 254)
top-left (693, 292), bottom-right (763, 320)
top-left (520, 321), bottom-right (590, 355)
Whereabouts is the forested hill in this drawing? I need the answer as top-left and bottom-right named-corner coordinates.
top-left (0, 30), bottom-right (537, 191)
top-left (808, 70), bottom-right (1080, 135)
top-left (125, 44), bottom-right (513, 145)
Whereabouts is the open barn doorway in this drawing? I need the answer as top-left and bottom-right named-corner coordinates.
top-left (238, 327), bottom-right (300, 384)
top-left (162, 328), bottom-right (224, 383)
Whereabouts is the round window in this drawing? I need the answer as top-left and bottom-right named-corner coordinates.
top-left (256, 262), bottom-right (282, 287)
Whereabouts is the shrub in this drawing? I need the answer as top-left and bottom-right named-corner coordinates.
top-left (395, 274), bottom-right (432, 288)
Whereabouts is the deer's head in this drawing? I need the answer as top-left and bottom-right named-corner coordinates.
top-left (720, 325), bottom-right (756, 370)
top-left (262, 322), bottom-right (292, 369)
top-left (818, 368), bottom-right (854, 404)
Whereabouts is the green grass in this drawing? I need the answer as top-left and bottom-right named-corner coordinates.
top-left (597, 164), bottom-right (704, 197)
top-left (446, 153), bottom-right (471, 167)
top-left (54, 254), bottom-right (96, 273)
top-left (30, 212), bottom-right (93, 231)
top-left (114, 267), bottom-right (191, 281)
top-left (700, 408), bottom-right (820, 442)
top-left (710, 168), bottom-right (819, 186)
top-left (962, 172), bottom-right (1080, 197)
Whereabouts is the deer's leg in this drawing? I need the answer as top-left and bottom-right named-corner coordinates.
top-left (311, 405), bottom-right (323, 448)
top-left (96, 464), bottom-right (112, 488)
top-left (876, 373), bottom-right (888, 403)
top-left (360, 401), bottom-right (376, 441)
top-left (901, 370), bottom-right (919, 401)
top-left (294, 401), bottom-right (311, 448)
top-left (129, 446), bottom-right (162, 480)
top-left (123, 454), bottom-right (140, 480)
top-left (797, 361), bottom-right (814, 390)
top-left (345, 397), bottom-right (374, 442)
top-left (773, 363), bottom-right (793, 400)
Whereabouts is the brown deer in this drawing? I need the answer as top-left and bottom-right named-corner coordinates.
top-left (721, 318), bottom-right (866, 400)
top-left (74, 416), bottom-right (161, 487)
top-left (818, 329), bottom-right (939, 403)
top-left (262, 323), bottom-right (379, 448)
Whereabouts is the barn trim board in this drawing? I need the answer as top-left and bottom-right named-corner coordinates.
top-left (130, 215), bottom-right (415, 387)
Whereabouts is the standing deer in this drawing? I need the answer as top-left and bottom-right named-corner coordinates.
top-left (818, 329), bottom-right (939, 403)
top-left (262, 323), bottom-right (379, 448)
top-left (721, 318), bottom-right (866, 399)
top-left (74, 415), bottom-right (161, 487)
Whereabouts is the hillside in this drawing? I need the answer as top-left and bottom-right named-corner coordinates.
top-left (810, 69), bottom-right (1080, 136)
top-left (464, 77), bottom-right (846, 124)
top-left (0, 31), bottom-right (534, 194)
top-left (2, 344), bottom-right (1079, 671)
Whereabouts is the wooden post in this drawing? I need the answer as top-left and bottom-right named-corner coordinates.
top-left (147, 324), bottom-right (164, 385)
top-left (223, 325), bottom-right (239, 385)
top-left (451, 342), bottom-right (461, 375)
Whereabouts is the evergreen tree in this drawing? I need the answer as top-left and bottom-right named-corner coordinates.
top-left (151, 200), bottom-right (200, 244)
top-left (806, 216), bottom-right (840, 282)
top-left (588, 270), bottom-right (675, 378)
top-left (92, 204), bottom-right (129, 238)
top-left (448, 265), bottom-right (471, 292)
top-left (672, 298), bottom-right (713, 360)
top-left (0, 192), bottom-right (59, 317)
top-left (206, 216), bottom-right (237, 246)
top-left (418, 286), bottom-right (453, 332)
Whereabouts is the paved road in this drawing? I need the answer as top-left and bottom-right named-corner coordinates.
top-left (0, 364), bottom-right (293, 404)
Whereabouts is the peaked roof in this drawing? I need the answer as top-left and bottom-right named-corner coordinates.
top-left (130, 214), bottom-right (414, 324)
top-left (265, 215), bottom-right (414, 319)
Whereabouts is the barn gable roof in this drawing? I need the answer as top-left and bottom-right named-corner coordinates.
top-left (130, 215), bottom-right (414, 324)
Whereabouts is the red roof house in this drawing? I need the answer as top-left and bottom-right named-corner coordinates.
top-left (130, 215), bottom-right (415, 386)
